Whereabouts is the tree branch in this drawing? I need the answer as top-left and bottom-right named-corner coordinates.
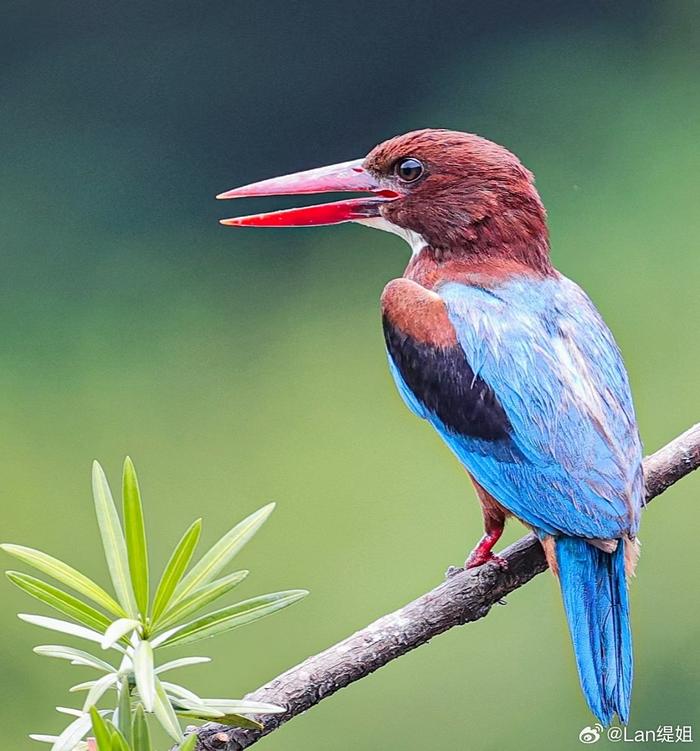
top-left (193, 423), bottom-right (700, 751)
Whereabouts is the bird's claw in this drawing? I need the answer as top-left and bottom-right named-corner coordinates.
top-left (465, 552), bottom-right (509, 571)
top-left (444, 553), bottom-right (508, 579)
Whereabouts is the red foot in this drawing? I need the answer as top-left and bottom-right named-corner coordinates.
top-left (465, 551), bottom-right (509, 570)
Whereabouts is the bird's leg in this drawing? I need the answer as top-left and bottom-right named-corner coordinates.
top-left (445, 475), bottom-right (509, 578)
top-left (447, 479), bottom-right (509, 577)
top-left (464, 508), bottom-right (507, 569)
top-left (467, 479), bottom-right (509, 569)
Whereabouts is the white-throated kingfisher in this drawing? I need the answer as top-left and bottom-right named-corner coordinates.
top-left (217, 129), bottom-right (643, 725)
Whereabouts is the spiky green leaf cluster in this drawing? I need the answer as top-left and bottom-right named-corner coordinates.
top-left (3, 458), bottom-right (306, 751)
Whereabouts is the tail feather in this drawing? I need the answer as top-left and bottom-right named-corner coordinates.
top-left (555, 537), bottom-right (632, 725)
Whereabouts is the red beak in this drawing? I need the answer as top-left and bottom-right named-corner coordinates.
top-left (217, 159), bottom-right (398, 227)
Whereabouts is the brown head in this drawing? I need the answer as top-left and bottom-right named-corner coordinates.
top-left (218, 128), bottom-right (551, 274)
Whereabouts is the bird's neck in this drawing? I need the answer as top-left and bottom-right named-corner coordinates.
top-left (403, 185), bottom-right (553, 287)
top-left (404, 245), bottom-right (555, 289)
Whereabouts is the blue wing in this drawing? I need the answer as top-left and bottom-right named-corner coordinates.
top-left (388, 274), bottom-right (643, 539)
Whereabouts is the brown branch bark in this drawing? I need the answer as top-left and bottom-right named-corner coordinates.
top-left (193, 423), bottom-right (700, 751)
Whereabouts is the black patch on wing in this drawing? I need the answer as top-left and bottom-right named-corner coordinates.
top-left (383, 317), bottom-right (511, 441)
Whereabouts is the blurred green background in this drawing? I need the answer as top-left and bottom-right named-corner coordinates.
top-left (2, 1), bottom-right (698, 749)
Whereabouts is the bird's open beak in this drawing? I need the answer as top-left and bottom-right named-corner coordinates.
top-left (217, 159), bottom-right (398, 227)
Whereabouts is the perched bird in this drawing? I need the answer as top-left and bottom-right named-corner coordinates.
top-left (217, 129), bottom-right (643, 725)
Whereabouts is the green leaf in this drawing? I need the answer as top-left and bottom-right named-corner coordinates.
top-left (101, 618), bottom-right (140, 650)
top-left (92, 461), bottom-right (138, 617)
top-left (116, 679), bottom-right (132, 747)
top-left (19, 614), bottom-right (124, 651)
top-left (103, 718), bottom-right (120, 734)
top-left (69, 680), bottom-right (97, 692)
top-left (170, 699), bottom-right (264, 729)
top-left (172, 705), bottom-right (223, 720)
top-left (89, 707), bottom-right (112, 751)
top-left (6, 572), bottom-right (112, 634)
top-left (51, 712), bottom-right (93, 751)
top-left (123, 458), bottom-right (149, 618)
top-left (150, 520), bottom-right (201, 626)
top-left (56, 706), bottom-right (84, 717)
top-left (158, 570), bottom-right (248, 629)
top-left (133, 640), bottom-right (155, 712)
top-left (0, 544), bottom-right (125, 618)
top-left (216, 714), bottom-right (263, 731)
top-left (153, 677), bottom-right (183, 742)
top-left (154, 656), bottom-right (210, 675)
top-left (110, 728), bottom-right (130, 751)
top-left (150, 624), bottom-right (183, 648)
top-left (195, 699), bottom-right (284, 715)
top-left (178, 734), bottom-right (198, 751)
top-left (83, 672), bottom-right (119, 711)
top-left (131, 704), bottom-right (151, 751)
top-left (159, 681), bottom-right (202, 704)
top-left (34, 645), bottom-right (115, 673)
top-left (172, 504), bottom-right (274, 605)
top-left (171, 696), bottom-right (283, 730)
top-left (160, 590), bottom-right (308, 648)
top-left (28, 735), bottom-right (60, 744)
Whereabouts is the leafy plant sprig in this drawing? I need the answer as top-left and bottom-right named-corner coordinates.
top-left (2, 458), bottom-right (308, 751)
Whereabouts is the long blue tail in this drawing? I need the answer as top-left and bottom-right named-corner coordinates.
top-left (555, 537), bottom-right (632, 725)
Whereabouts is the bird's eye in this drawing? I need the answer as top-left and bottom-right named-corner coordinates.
top-left (394, 157), bottom-right (424, 183)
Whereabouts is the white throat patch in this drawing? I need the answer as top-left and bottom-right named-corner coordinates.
top-left (354, 217), bottom-right (428, 257)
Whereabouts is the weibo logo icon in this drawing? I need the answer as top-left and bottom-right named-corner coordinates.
top-left (578, 724), bottom-right (603, 744)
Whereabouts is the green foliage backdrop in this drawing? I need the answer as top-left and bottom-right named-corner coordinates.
top-left (2, 2), bottom-right (698, 749)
